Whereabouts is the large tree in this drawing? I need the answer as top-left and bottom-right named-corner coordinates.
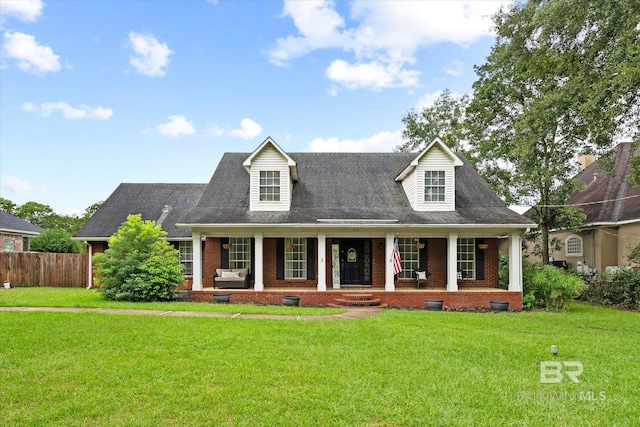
top-left (467, 0), bottom-right (639, 264)
top-left (397, 89), bottom-right (470, 153)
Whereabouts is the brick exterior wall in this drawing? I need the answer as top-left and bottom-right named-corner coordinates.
top-left (0, 233), bottom-right (26, 252)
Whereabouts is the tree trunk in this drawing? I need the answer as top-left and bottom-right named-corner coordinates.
top-left (541, 223), bottom-right (550, 265)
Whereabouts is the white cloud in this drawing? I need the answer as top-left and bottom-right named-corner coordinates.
top-left (208, 118), bottom-right (263, 140)
top-left (227, 118), bottom-right (263, 140)
top-left (0, 0), bottom-right (44, 23)
top-left (305, 129), bottom-right (403, 152)
top-left (267, 0), bottom-right (508, 90)
top-left (22, 101), bottom-right (114, 120)
top-left (155, 115), bottom-right (196, 137)
top-left (2, 31), bottom-right (61, 75)
top-left (326, 59), bottom-right (420, 90)
top-left (128, 32), bottom-right (173, 77)
top-left (444, 59), bottom-right (464, 77)
top-left (1, 175), bottom-right (32, 192)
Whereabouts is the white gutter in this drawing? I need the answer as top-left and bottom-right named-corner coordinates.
top-left (177, 222), bottom-right (536, 230)
top-left (0, 228), bottom-right (41, 236)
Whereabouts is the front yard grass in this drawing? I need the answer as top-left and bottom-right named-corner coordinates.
top-left (0, 290), bottom-right (638, 426)
top-left (0, 287), bottom-right (343, 315)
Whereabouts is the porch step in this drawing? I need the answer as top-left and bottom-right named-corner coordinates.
top-left (331, 293), bottom-right (387, 308)
top-left (341, 293), bottom-right (374, 301)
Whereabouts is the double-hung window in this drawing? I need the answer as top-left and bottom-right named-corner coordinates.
top-left (285, 237), bottom-right (306, 279)
top-left (457, 238), bottom-right (475, 279)
top-left (230, 237), bottom-right (251, 269)
top-left (424, 171), bottom-right (446, 202)
top-left (398, 238), bottom-right (420, 279)
top-left (178, 241), bottom-right (193, 275)
top-left (260, 171), bottom-right (280, 202)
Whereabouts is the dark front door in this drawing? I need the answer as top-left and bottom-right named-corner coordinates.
top-left (340, 240), bottom-right (366, 285)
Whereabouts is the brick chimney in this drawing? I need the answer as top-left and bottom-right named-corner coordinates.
top-left (578, 154), bottom-right (596, 171)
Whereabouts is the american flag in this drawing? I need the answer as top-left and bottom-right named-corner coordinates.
top-left (393, 237), bottom-right (402, 275)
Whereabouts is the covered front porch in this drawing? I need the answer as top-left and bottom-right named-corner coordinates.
top-left (187, 227), bottom-right (524, 299)
top-left (191, 287), bottom-right (523, 310)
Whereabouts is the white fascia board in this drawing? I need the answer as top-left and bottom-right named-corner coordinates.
top-left (242, 136), bottom-right (299, 181)
top-left (395, 137), bottom-right (463, 181)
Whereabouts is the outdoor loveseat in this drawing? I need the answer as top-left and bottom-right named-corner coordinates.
top-left (213, 268), bottom-right (251, 289)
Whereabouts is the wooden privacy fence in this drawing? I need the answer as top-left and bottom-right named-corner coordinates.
top-left (0, 252), bottom-right (87, 287)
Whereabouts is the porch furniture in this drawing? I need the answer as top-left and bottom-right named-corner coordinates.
top-left (213, 268), bottom-right (250, 289)
top-left (416, 271), bottom-right (430, 288)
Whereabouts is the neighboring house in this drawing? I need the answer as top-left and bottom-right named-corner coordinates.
top-left (75, 137), bottom-right (535, 308)
top-left (540, 142), bottom-right (640, 274)
top-left (0, 210), bottom-right (43, 252)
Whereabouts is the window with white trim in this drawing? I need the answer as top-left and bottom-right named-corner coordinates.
top-left (285, 237), bottom-right (306, 279)
top-left (398, 238), bottom-right (420, 279)
top-left (259, 171), bottom-right (280, 202)
top-left (424, 171), bottom-right (446, 202)
top-left (179, 241), bottom-right (193, 275)
top-left (457, 238), bottom-right (475, 280)
top-left (565, 235), bottom-right (583, 257)
top-left (230, 238), bottom-right (251, 269)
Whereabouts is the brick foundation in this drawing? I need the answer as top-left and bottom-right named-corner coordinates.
top-left (192, 289), bottom-right (523, 311)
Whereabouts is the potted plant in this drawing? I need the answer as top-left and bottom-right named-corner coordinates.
top-left (490, 300), bottom-right (509, 311)
top-left (213, 293), bottom-right (231, 303)
top-left (283, 295), bottom-right (300, 306)
top-left (425, 299), bottom-right (443, 311)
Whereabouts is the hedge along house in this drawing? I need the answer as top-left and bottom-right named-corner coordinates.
top-left (76, 137), bottom-right (535, 309)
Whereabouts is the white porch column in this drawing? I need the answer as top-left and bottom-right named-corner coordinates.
top-left (192, 231), bottom-right (203, 291)
top-left (86, 242), bottom-right (93, 289)
top-left (447, 232), bottom-right (458, 292)
top-left (508, 232), bottom-right (523, 292)
top-left (317, 233), bottom-right (327, 291)
top-left (385, 232), bottom-right (396, 292)
top-left (254, 232), bottom-right (264, 291)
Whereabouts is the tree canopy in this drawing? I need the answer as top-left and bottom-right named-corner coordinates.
top-left (464, 0), bottom-right (638, 263)
top-left (397, 89), bottom-right (470, 153)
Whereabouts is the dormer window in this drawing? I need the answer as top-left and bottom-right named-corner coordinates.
top-left (260, 171), bottom-right (280, 202)
top-left (424, 171), bottom-right (445, 202)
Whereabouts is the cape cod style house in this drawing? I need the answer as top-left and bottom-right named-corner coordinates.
top-left (75, 137), bottom-right (535, 309)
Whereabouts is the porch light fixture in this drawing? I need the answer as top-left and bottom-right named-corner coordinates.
top-left (284, 242), bottom-right (294, 250)
top-left (222, 243), bottom-right (230, 250)
top-left (414, 238), bottom-right (425, 249)
top-left (478, 243), bottom-right (489, 250)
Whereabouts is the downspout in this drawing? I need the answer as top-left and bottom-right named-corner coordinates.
top-left (592, 229), bottom-right (596, 274)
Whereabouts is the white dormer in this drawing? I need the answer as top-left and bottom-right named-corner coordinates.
top-left (395, 138), bottom-right (463, 212)
top-left (243, 137), bottom-right (298, 211)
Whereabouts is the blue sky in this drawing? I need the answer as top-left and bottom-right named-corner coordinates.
top-left (1, 0), bottom-right (509, 215)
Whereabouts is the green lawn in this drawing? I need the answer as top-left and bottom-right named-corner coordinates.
top-left (0, 287), bottom-right (342, 315)
top-left (0, 289), bottom-right (638, 426)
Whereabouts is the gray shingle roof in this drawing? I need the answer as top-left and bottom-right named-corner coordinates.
top-left (180, 152), bottom-right (534, 226)
top-left (0, 210), bottom-right (43, 235)
top-left (74, 183), bottom-right (207, 239)
top-left (571, 142), bottom-right (640, 224)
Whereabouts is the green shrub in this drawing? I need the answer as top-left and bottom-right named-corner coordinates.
top-left (498, 254), bottom-right (509, 290)
top-left (583, 268), bottom-right (640, 309)
top-left (30, 229), bottom-right (84, 253)
top-left (523, 265), bottom-right (587, 311)
top-left (93, 214), bottom-right (184, 302)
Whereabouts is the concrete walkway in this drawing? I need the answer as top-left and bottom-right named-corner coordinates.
top-left (0, 306), bottom-right (383, 321)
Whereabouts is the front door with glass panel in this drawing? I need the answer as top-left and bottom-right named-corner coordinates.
top-left (339, 240), bottom-right (371, 285)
